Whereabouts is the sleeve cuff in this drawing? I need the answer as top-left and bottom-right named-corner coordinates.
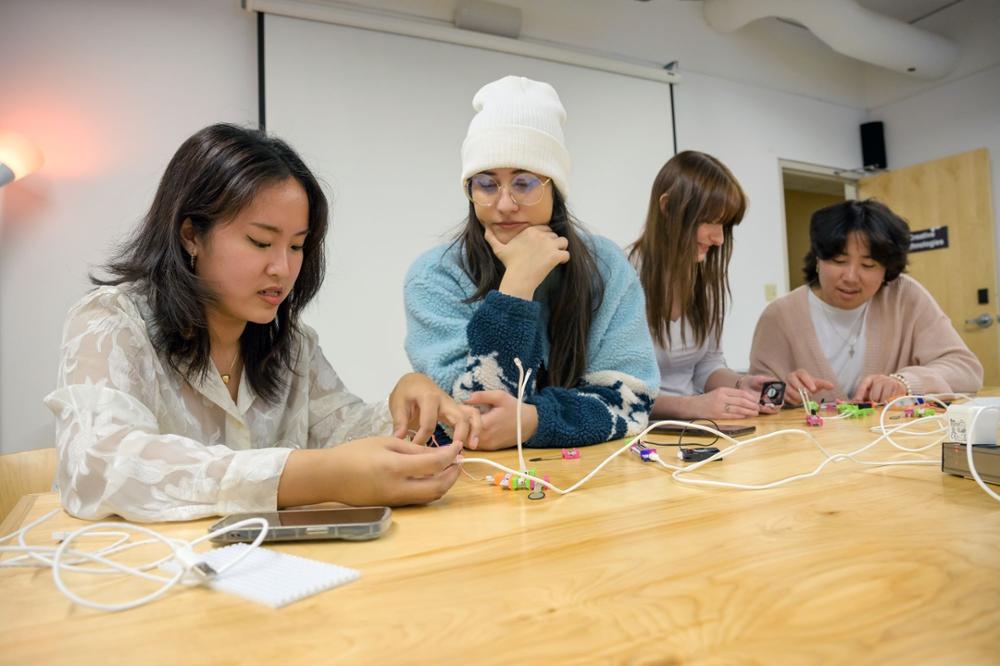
top-left (217, 447), bottom-right (293, 514)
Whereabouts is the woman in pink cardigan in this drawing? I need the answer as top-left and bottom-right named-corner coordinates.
top-left (749, 199), bottom-right (982, 405)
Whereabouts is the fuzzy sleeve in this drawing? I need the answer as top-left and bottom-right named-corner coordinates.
top-left (526, 238), bottom-right (657, 448)
top-left (893, 279), bottom-right (984, 394)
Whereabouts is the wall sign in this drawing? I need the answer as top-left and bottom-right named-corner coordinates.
top-left (909, 226), bottom-right (949, 253)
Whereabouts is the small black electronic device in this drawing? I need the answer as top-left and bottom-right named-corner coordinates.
top-left (759, 381), bottom-right (786, 407)
top-left (209, 507), bottom-right (392, 544)
top-left (678, 446), bottom-right (721, 462)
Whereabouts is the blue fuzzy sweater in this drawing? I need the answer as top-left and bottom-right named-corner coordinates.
top-left (404, 233), bottom-right (658, 448)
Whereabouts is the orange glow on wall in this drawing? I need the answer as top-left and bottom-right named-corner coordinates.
top-left (0, 131), bottom-right (44, 185)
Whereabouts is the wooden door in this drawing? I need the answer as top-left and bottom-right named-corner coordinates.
top-left (859, 148), bottom-right (999, 385)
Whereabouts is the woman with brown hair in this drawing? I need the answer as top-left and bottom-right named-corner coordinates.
top-left (629, 151), bottom-right (778, 421)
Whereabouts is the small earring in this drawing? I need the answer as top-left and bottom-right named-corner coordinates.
top-left (190, 252), bottom-right (196, 271)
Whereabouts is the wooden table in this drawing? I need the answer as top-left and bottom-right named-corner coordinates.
top-left (2, 408), bottom-right (999, 665)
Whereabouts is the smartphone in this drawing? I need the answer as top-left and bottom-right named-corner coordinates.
top-left (649, 423), bottom-right (756, 437)
top-left (759, 381), bottom-right (786, 407)
top-left (208, 507), bottom-right (392, 544)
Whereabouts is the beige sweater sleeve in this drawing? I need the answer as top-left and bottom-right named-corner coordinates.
top-left (749, 278), bottom-right (984, 397)
top-left (892, 277), bottom-right (984, 395)
top-left (748, 298), bottom-right (799, 381)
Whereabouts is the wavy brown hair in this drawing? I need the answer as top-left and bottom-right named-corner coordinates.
top-left (628, 151), bottom-right (746, 349)
top-left (454, 189), bottom-right (604, 389)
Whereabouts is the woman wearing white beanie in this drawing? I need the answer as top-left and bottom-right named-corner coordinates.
top-left (404, 75), bottom-right (659, 450)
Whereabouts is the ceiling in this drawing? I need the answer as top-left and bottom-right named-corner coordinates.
top-left (854, 0), bottom-right (964, 24)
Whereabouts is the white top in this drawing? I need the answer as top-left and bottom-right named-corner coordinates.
top-left (44, 285), bottom-right (393, 523)
top-left (807, 288), bottom-right (869, 396)
top-left (654, 319), bottom-right (728, 396)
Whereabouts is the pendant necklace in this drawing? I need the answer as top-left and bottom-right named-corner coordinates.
top-left (821, 301), bottom-right (869, 358)
top-left (218, 350), bottom-right (240, 385)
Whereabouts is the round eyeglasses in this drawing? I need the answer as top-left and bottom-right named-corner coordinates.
top-left (465, 172), bottom-right (551, 207)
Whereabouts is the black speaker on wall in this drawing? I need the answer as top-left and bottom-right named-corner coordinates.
top-left (860, 121), bottom-right (887, 170)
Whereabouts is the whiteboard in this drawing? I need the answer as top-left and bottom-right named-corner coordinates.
top-left (265, 14), bottom-right (675, 401)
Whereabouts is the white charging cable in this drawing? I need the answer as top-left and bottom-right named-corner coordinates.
top-left (513, 357), bottom-right (531, 474)
top-left (459, 364), bottom-right (957, 496)
top-left (0, 510), bottom-right (269, 612)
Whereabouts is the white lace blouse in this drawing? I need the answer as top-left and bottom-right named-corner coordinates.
top-left (44, 285), bottom-right (393, 522)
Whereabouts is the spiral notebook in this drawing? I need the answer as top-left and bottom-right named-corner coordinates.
top-left (199, 543), bottom-right (360, 608)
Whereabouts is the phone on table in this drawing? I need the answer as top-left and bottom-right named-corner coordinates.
top-left (759, 381), bottom-right (786, 407)
top-left (649, 423), bottom-right (756, 437)
top-left (209, 507), bottom-right (392, 544)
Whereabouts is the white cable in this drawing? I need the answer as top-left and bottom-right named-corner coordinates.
top-left (874, 393), bottom-right (951, 452)
top-left (962, 405), bottom-right (1000, 503)
top-left (460, 373), bottom-right (957, 496)
top-left (0, 512), bottom-right (269, 612)
top-left (513, 358), bottom-right (531, 474)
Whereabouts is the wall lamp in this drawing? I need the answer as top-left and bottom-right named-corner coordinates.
top-left (0, 131), bottom-right (44, 187)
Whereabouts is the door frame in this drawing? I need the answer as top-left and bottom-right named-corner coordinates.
top-left (778, 159), bottom-right (861, 292)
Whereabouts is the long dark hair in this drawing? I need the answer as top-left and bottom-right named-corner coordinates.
top-left (455, 189), bottom-right (604, 388)
top-left (628, 151), bottom-right (746, 349)
top-left (803, 199), bottom-right (909, 286)
top-left (92, 123), bottom-right (328, 403)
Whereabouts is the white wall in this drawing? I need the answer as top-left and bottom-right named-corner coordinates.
top-left (265, 16), bottom-right (675, 401)
top-left (862, 0), bottom-right (1000, 297)
top-left (0, 0), bottom-right (257, 454)
top-left (1, 0), bottom-right (992, 454)
top-left (869, 64), bottom-right (1000, 296)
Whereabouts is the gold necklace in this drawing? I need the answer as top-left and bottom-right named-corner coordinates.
top-left (217, 349), bottom-right (240, 385)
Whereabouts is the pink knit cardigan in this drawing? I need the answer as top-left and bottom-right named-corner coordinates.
top-left (748, 275), bottom-right (983, 399)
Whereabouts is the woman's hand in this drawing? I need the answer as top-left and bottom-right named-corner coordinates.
top-left (688, 387), bottom-right (761, 420)
top-left (463, 390), bottom-right (539, 450)
top-left (278, 438), bottom-right (465, 508)
top-left (485, 225), bottom-right (570, 300)
top-left (783, 369), bottom-right (835, 405)
top-left (853, 374), bottom-right (907, 403)
top-left (736, 374), bottom-right (782, 414)
top-left (389, 373), bottom-right (482, 449)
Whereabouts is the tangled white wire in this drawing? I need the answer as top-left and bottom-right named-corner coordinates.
top-left (460, 374), bottom-right (999, 503)
top-left (0, 510), bottom-right (269, 612)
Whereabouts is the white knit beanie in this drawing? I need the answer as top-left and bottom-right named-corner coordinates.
top-left (460, 75), bottom-right (571, 199)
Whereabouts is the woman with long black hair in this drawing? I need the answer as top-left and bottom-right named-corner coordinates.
top-left (404, 76), bottom-right (659, 450)
top-left (46, 123), bottom-right (480, 522)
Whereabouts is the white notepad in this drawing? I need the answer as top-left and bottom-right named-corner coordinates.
top-left (198, 544), bottom-right (360, 608)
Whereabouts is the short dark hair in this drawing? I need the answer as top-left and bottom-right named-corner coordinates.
top-left (803, 199), bottom-right (909, 286)
top-left (92, 123), bottom-right (328, 403)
